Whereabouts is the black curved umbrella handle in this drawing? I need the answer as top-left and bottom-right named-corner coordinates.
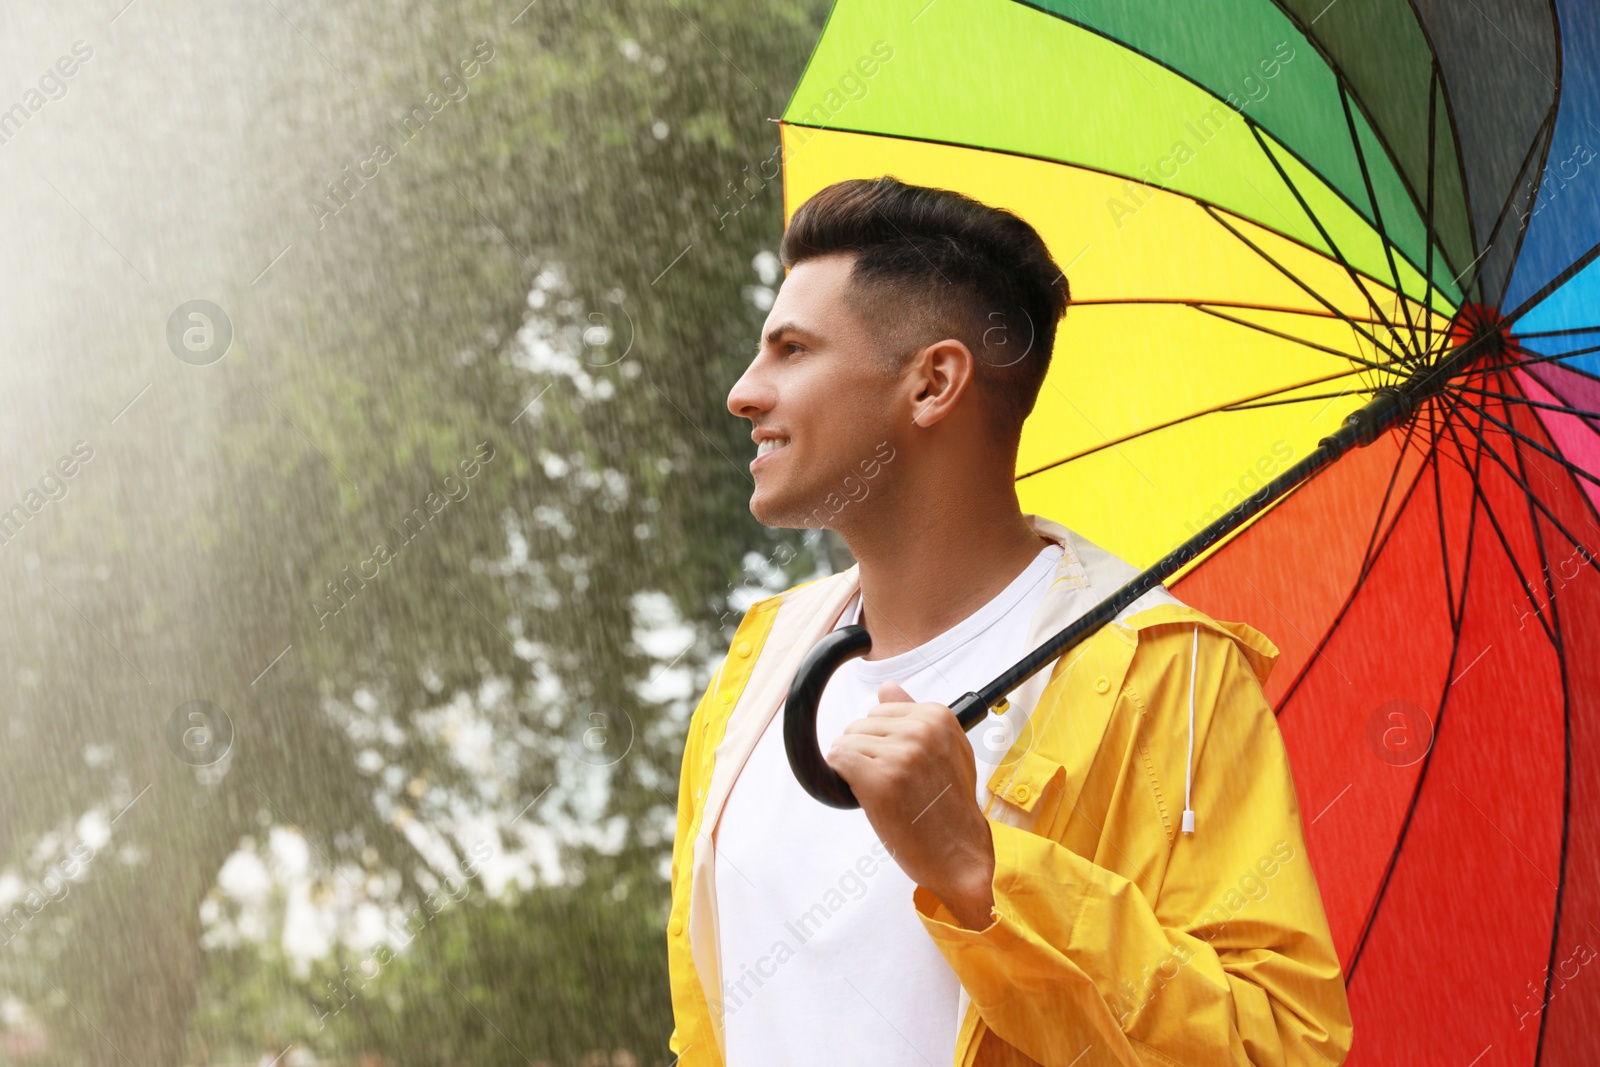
top-left (783, 623), bottom-right (990, 810)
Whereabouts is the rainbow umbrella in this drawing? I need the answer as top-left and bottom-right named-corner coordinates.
top-left (777, 1), bottom-right (1600, 1062)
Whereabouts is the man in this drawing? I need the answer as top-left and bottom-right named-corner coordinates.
top-left (666, 176), bottom-right (1352, 1065)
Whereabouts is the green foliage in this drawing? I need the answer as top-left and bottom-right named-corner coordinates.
top-left (187, 868), bottom-right (675, 1066)
top-left (1, 0), bottom-right (830, 1062)
top-left (319, 878), bottom-right (676, 1065)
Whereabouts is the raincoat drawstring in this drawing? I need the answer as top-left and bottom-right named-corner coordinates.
top-left (1182, 626), bottom-right (1198, 835)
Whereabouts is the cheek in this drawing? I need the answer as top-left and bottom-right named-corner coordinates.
top-left (779, 362), bottom-right (899, 477)
top-left (823, 367), bottom-right (895, 424)
top-left (812, 398), bottom-right (886, 458)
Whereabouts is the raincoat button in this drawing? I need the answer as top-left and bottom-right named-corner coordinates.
top-left (1094, 675), bottom-right (1111, 694)
top-left (668, 916), bottom-right (684, 937)
top-left (735, 641), bottom-right (752, 657)
top-left (1013, 784), bottom-right (1031, 803)
top-left (720, 692), bottom-right (733, 704)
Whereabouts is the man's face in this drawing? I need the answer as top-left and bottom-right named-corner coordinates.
top-left (726, 253), bottom-right (906, 529)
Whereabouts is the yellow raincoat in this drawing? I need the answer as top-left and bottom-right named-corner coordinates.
top-left (667, 515), bottom-right (1352, 1066)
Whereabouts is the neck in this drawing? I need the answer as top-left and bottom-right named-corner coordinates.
top-left (839, 475), bottom-right (1052, 660)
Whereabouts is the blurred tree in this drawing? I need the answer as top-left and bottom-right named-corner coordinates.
top-left (0, 0), bottom-right (829, 1062)
top-left (193, 864), bottom-right (678, 1065)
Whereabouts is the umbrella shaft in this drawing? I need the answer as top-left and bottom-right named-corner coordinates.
top-left (957, 410), bottom-right (1364, 724)
top-left (959, 321), bottom-right (1504, 728)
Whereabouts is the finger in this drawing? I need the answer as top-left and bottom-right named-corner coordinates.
top-left (878, 680), bottom-right (915, 704)
top-left (838, 718), bottom-right (884, 738)
top-left (857, 703), bottom-right (921, 729)
top-left (839, 714), bottom-right (913, 737)
top-left (825, 742), bottom-right (871, 780)
top-left (827, 734), bottom-right (893, 764)
top-left (866, 699), bottom-right (915, 718)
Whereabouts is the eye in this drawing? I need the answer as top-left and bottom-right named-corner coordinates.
top-left (785, 342), bottom-right (804, 354)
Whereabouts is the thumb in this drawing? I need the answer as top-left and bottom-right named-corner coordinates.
top-left (877, 680), bottom-right (914, 705)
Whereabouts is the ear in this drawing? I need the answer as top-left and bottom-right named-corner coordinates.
top-left (907, 338), bottom-right (976, 428)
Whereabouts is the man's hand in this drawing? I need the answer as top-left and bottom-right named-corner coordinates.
top-left (826, 681), bottom-right (997, 930)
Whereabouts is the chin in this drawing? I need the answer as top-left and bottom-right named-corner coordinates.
top-left (748, 485), bottom-right (825, 531)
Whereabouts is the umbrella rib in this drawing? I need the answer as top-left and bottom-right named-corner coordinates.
top-left (1447, 380), bottom-right (1583, 641)
top-left (778, 120), bottom-right (1430, 306)
top-left (1067, 297), bottom-right (1398, 327)
top-left (1513, 340), bottom-right (1600, 362)
top-left (1421, 64), bottom-right (1438, 352)
top-left (1449, 343), bottom-right (1600, 390)
top-left (1447, 395), bottom-right (1600, 590)
top-left (1423, 390), bottom-right (1478, 479)
top-left (1517, 325), bottom-right (1600, 340)
top-left (811, 8), bottom-right (1448, 299)
top-left (1493, 365), bottom-right (1581, 1067)
top-left (1015, 366), bottom-right (1377, 480)
top-left (1437, 406), bottom-right (1558, 644)
top-left (1489, 368), bottom-right (1600, 504)
top-left (992, 0), bottom-right (1442, 290)
top-left (1516, 348), bottom-right (1600, 395)
top-left (795, 120), bottom-right (1448, 333)
top-left (1495, 375), bottom-right (1570, 652)
top-left (1431, 388), bottom-right (1492, 623)
top-left (1337, 81), bottom-right (1423, 346)
top-left (1273, 415), bottom-right (1442, 718)
top-left (1200, 202), bottom-right (1407, 369)
top-left (1347, 404), bottom-right (1487, 983)
top-left (1430, 412), bottom-right (1457, 626)
top-left (1451, 382), bottom-right (1600, 425)
top-left (1448, 393), bottom-right (1600, 492)
top-left (1264, 0), bottom-right (1467, 291)
top-left (1220, 390), bottom-right (1377, 412)
top-left (1508, 232), bottom-right (1600, 325)
top-left (1483, 361), bottom-right (1600, 543)
top-left (1470, 107), bottom-right (1557, 305)
top-left (1349, 398), bottom-right (1431, 592)
top-left (1305, 5), bottom-right (1465, 295)
top-left (1498, 351), bottom-right (1600, 435)
top-left (1241, 118), bottom-right (1411, 350)
top-left (1192, 304), bottom-right (1395, 376)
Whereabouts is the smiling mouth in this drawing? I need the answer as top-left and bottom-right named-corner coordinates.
top-left (756, 437), bottom-right (790, 458)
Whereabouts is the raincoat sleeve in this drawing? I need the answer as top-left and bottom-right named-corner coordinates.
top-left (912, 628), bottom-right (1353, 1067)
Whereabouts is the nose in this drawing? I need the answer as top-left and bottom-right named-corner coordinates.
top-left (727, 354), bottom-right (773, 421)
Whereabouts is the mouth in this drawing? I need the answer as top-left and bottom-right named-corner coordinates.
top-left (751, 436), bottom-right (790, 470)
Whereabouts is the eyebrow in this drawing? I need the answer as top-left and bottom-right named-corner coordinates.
top-left (761, 321), bottom-right (812, 347)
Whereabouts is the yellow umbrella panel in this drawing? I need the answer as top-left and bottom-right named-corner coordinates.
top-left (778, 125), bottom-right (1450, 572)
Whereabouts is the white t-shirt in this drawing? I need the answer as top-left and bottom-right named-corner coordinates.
top-left (714, 543), bottom-right (1064, 1064)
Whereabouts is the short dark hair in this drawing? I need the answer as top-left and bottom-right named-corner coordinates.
top-left (778, 176), bottom-right (1070, 441)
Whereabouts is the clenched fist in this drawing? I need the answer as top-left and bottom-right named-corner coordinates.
top-left (827, 680), bottom-right (998, 930)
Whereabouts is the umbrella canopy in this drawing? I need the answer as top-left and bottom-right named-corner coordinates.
top-left (778, 1), bottom-right (1600, 1063)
